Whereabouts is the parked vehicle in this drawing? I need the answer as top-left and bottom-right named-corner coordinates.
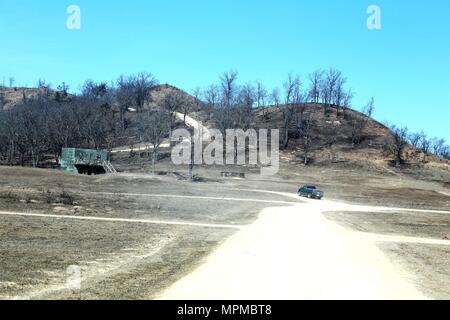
top-left (298, 185), bottom-right (324, 200)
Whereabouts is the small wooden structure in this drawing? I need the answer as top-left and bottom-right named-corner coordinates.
top-left (60, 148), bottom-right (116, 175)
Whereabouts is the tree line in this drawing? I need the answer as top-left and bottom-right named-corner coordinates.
top-left (0, 69), bottom-right (448, 170)
top-left (0, 72), bottom-right (170, 169)
top-left (197, 69), bottom-right (449, 165)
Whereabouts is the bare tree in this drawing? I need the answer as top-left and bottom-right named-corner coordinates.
top-left (162, 91), bottom-right (183, 130)
top-left (321, 68), bottom-right (343, 107)
top-left (204, 84), bottom-right (219, 109)
top-left (431, 137), bottom-right (446, 156)
top-left (441, 145), bottom-right (450, 160)
top-left (56, 82), bottom-right (70, 101)
top-left (295, 110), bottom-right (316, 165)
top-left (408, 132), bottom-right (421, 148)
top-left (270, 88), bottom-right (281, 107)
top-left (341, 88), bottom-right (354, 109)
top-left (308, 70), bottom-right (324, 103)
top-left (81, 79), bottom-right (108, 99)
top-left (332, 75), bottom-right (347, 107)
top-left (260, 87), bottom-right (280, 121)
top-left (254, 81), bottom-right (268, 120)
top-left (131, 72), bottom-right (158, 113)
top-left (418, 131), bottom-right (431, 163)
top-left (8, 77), bottom-right (15, 87)
top-left (212, 102), bottom-right (234, 134)
top-left (348, 98), bottom-right (374, 147)
top-left (138, 110), bottom-right (170, 175)
top-left (178, 93), bottom-right (194, 125)
top-left (37, 79), bottom-right (52, 97)
top-left (419, 132), bottom-right (430, 153)
top-left (255, 81), bottom-right (268, 107)
top-left (362, 97), bottom-right (375, 118)
top-left (280, 73), bottom-right (301, 149)
top-left (191, 87), bottom-right (203, 112)
top-left (208, 71), bottom-right (242, 136)
top-left (235, 83), bottom-right (256, 130)
top-left (219, 70), bottom-right (238, 108)
top-left (349, 116), bottom-right (366, 148)
top-left (386, 125), bottom-right (408, 167)
top-left (115, 75), bottom-right (135, 130)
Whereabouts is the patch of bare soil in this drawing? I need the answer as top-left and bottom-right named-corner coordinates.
top-left (379, 243), bottom-right (450, 299)
top-left (322, 211), bottom-right (450, 240)
top-left (0, 215), bottom-right (233, 299)
top-left (322, 210), bottom-right (450, 299)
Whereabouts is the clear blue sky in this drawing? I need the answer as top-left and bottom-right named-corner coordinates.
top-left (1, 0), bottom-right (449, 141)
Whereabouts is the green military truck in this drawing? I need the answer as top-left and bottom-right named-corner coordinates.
top-left (60, 148), bottom-right (116, 175)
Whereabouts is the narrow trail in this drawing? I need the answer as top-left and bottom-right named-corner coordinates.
top-left (110, 112), bottom-right (210, 153)
top-left (0, 211), bottom-right (243, 229)
top-left (358, 232), bottom-right (450, 246)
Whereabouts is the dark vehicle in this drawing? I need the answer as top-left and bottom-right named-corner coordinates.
top-left (298, 185), bottom-right (324, 200)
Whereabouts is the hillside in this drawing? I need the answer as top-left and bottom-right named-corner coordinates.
top-left (1, 84), bottom-right (449, 176)
top-left (0, 84), bottom-right (197, 111)
top-left (0, 86), bottom-right (50, 110)
top-left (251, 103), bottom-right (450, 169)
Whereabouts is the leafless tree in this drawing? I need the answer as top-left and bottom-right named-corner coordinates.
top-left (138, 110), bottom-right (170, 175)
top-left (254, 81), bottom-right (268, 120)
top-left (235, 83), bottom-right (256, 130)
top-left (204, 84), bottom-right (220, 109)
top-left (178, 93), bottom-right (194, 125)
top-left (37, 79), bottom-right (52, 97)
top-left (8, 77), bottom-right (15, 87)
top-left (341, 88), bottom-right (354, 109)
top-left (56, 82), bottom-right (70, 101)
top-left (349, 114), bottom-right (366, 147)
top-left (131, 72), bottom-right (158, 113)
top-left (417, 131), bottom-right (431, 163)
top-left (280, 73), bottom-right (301, 149)
top-left (115, 75), bottom-right (135, 129)
top-left (191, 87), bottom-right (203, 112)
top-left (441, 145), bottom-right (450, 160)
top-left (348, 98), bottom-right (374, 147)
top-left (408, 132), bottom-right (421, 148)
top-left (255, 81), bottom-right (268, 108)
top-left (332, 76), bottom-right (347, 107)
top-left (260, 87), bottom-right (280, 121)
top-left (270, 88), bottom-right (281, 107)
top-left (81, 79), bottom-right (108, 99)
top-left (308, 70), bottom-right (324, 103)
top-left (295, 110), bottom-right (316, 165)
top-left (419, 132), bottom-right (431, 153)
top-left (386, 125), bottom-right (409, 167)
top-left (219, 70), bottom-right (238, 108)
top-left (431, 137), bottom-right (446, 156)
top-left (362, 97), bottom-right (375, 118)
top-left (162, 91), bottom-right (183, 130)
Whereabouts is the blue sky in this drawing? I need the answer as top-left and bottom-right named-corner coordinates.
top-left (1, 0), bottom-right (449, 141)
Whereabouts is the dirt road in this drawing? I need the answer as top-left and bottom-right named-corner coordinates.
top-left (160, 196), bottom-right (436, 300)
top-left (111, 112), bottom-right (209, 153)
